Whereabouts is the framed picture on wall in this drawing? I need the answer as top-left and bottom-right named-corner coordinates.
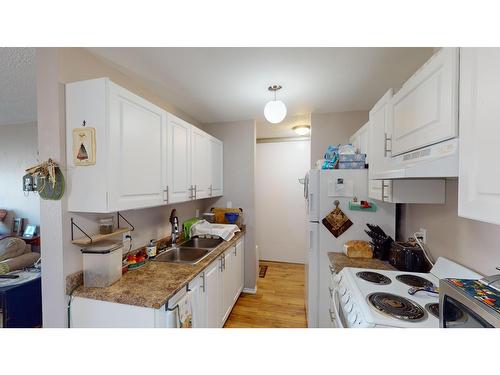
top-left (72, 127), bottom-right (96, 166)
top-left (23, 224), bottom-right (37, 238)
top-left (12, 217), bottom-right (25, 236)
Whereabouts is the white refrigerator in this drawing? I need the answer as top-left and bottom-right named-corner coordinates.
top-left (304, 169), bottom-right (395, 328)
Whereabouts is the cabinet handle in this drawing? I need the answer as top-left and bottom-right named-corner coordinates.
top-left (189, 185), bottom-right (195, 199)
top-left (200, 272), bottom-right (205, 293)
top-left (194, 185), bottom-right (197, 199)
top-left (164, 186), bottom-right (169, 203)
top-left (381, 182), bottom-right (385, 202)
top-left (209, 185), bottom-right (213, 196)
top-left (219, 256), bottom-right (224, 272)
top-left (223, 255), bottom-right (226, 270)
top-left (384, 133), bottom-right (392, 157)
top-left (233, 245), bottom-right (237, 256)
top-left (329, 308), bottom-right (336, 322)
top-left (328, 287), bottom-right (333, 298)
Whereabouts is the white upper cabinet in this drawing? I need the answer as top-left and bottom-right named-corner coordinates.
top-left (166, 113), bottom-right (192, 203)
top-left (349, 121), bottom-right (369, 162)
top-left (191, 127), bottom-right (211, 199)
top-left (107, 83), bottom-right (168, 211)
top-left (368, 89), bottom-right (393, 180)
top-left (458, 48), bottom-right (500, 225)
top-left (389, 48), bottom-right (459, 156)
top-left (66, 78), bottom-right (223, 213)
top-left (209, 137), bottom-right (224, 197)
top-left (66, 78), bottom-right (167, 213)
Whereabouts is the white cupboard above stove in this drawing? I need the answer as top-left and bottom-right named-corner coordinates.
top-left (361, 87), bottom-right (446, 204)
top-left (389, 47), bottom-right (459, 157)
top-left (65, 78), bottom-right (223, 213)
top-left (458, 48), bottom-right (500, 226)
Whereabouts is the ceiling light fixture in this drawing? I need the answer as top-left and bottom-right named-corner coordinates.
top-left (293, 125), bottom-right (311, 136)
top-left (264, 84), bottom-right (287, 124)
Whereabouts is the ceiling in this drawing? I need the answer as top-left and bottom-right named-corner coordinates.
top-left (0, 48), bottom-right (36, 126)
top-left (88, 47), bottom-right (434, 124)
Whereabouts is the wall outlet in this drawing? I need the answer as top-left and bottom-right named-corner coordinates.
top-left (418, 228), bottom-right (427, 244)
top-left (195, 209), bottom-right (200, 218)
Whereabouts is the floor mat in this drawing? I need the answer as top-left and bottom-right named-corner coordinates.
top-left (259, 265), bottom-right (268, 278)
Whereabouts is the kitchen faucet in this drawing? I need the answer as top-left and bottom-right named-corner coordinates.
top-left (170, 209), bottom-right (180, 247)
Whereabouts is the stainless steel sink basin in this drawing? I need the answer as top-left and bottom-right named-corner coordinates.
top-left (181, 237), bottom-right (223, 249)
top-left (153, 247), bottom-right (212, 264)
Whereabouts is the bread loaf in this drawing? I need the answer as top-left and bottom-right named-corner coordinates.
top-left (343, 240), bottom-right (373, 258)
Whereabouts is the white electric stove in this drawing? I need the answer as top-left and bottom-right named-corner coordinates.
top-left (331, 257), bottom-right (482, 328)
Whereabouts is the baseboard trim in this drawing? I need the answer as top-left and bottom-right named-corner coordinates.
top-left (242, 287), bottom-right (257, 294)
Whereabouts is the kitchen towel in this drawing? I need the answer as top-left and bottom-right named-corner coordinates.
top-left (190, 220), bottom-right (240, 241)
top-left (176, 292), bottom-right (193, 328)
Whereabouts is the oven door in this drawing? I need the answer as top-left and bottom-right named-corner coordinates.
top-left (332, 287), bottom-right (349, 328)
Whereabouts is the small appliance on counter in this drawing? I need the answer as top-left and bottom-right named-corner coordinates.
top-left (388, 241), bottom-right (432, 273)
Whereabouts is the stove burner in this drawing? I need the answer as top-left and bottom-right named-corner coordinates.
top-left (396, 274), bottom-right (434, 288)
top-left (356, 271), bottom-right (391, 285)
top-left (367, 292), bottom-right (426, 321)
top-left (425, 303), bottom-right (440, 319)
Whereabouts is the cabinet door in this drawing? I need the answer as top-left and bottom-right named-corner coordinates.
top-left (390, 48), bottom-right (459, 156)
top-left (189, 273), bottom-right (206, 328)
top-left (167, 114), bottom-right (192, 203)
top-left (204, 260), bottom-right (221, 328)
top-left (209, 137), bottom-right (224, 197)
top-left (221, 249), bottom-right (235, 325)
top-left (368, 180), bottom-right (393, 202)
top-left (108, 83), bottom-right (167, 211)
top-left (235, 238), bottom-right (244, 295)
top-left (458, 48), bottom-right (500, 225)
top-left (191, 128), bottom-right (211, 199)
top-left (369, 89), bottom-right (393, 179)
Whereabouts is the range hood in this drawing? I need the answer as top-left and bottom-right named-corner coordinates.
top-left (371, 138), bottom-right (459, 180)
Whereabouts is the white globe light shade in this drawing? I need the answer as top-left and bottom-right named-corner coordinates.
top-left (264, 100), bottom-right (287, 124)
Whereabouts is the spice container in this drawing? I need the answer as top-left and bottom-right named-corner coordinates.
top-left (99, 217), bottom-right (114, 235)
top-left (146, 239), bottom-right (157, 258)
top-left (81, 240), bottom-right (123, 288)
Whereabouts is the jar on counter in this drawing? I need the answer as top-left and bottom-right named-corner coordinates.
top-left (99, 217), bottom-right (114, 235)
top-left (146, 239), bottom-right (157, 257)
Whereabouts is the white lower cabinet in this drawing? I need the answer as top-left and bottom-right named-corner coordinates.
top-left (70, 236), bottom-right (245, 328)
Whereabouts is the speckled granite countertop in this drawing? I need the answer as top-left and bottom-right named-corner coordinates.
top-left (72, 229), bottom-right (245, 309)
top-left (327, 252), bottom-right (396, 274)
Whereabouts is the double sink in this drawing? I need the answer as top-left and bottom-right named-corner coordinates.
top-left (152, 237), bottom-right (223, 264)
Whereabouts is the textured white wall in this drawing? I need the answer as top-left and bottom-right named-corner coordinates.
top-left (400, 179), bottom-right (500, 276)
top-left (203, 120), bottom-right (257, 291)
top-left (256, 140), bottom-right (310, 263)
top-left (310, 111), bottom-right (368, 167)
top-left (0, 122), bottom-right (40, 234)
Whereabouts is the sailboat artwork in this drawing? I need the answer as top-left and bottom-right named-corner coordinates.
top-left (72, 126), bottom-right (96, 166)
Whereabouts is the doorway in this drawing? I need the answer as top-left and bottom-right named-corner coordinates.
top-left (256, 140), bottom-right (310, 264)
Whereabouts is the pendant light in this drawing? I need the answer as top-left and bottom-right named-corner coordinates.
top-left (264, 84), bottom-right (287, 124)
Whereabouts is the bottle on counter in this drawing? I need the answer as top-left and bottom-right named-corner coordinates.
top-left (146, 239), bottom-right (157, 258)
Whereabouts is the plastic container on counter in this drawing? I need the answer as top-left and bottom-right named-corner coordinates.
top-left (81, 240), bottom-right (123, 288)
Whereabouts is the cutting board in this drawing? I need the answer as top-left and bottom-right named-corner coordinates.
top-left (210, 207), bottom-right (243, 224)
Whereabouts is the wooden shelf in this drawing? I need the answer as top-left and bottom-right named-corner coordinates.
top-left (72, 227), bottom-right (132, 246)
